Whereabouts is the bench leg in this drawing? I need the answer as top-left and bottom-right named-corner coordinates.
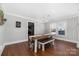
top-left (42, 44), bottom-right (45, 51)
top-left (34, 39), bottom-right (37, 53)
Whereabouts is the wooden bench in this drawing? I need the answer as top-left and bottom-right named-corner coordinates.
top-left (38, 36), bottom-right (55, 51)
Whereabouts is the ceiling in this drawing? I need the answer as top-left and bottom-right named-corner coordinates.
top-left (1, 3), bottom-right (79, 23)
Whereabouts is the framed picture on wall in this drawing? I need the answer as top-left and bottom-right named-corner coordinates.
top-left (16, 21), bottom-right (21, 28)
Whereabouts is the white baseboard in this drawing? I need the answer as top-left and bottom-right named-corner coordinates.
top-left (0, 45), bottom-right (5, 56)
top-left (56, 37), bottom-right (78, 43)
top-left (76, 42), bottom-right (79, 48)
top-left (0, 39), bottom-right (28, 56)
top-left (4, 39), bottom-right (28, 46)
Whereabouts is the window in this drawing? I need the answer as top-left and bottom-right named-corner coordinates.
top-left (50, 21), bottom-right (66, 36)
top-left (57, 22), bottom-right (66, 35)
top-left (50, 23), bottom-right (56, 32)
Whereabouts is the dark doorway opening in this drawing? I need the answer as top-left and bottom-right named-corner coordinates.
top-left (28, 22), bottom-right (34, 36)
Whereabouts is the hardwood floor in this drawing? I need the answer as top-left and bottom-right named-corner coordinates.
top-left (1, 39), bottom-right (79, 56)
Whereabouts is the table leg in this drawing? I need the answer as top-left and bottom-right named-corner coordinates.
top-left (42, 44), bottom-right (45, 51)
top-left (34, 39), bottom-right (37, 53)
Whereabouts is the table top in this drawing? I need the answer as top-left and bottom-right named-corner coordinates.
top-left (29, 34), bottom-right (50, 40)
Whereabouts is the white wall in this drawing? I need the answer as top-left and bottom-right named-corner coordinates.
top-left (35, 22), bottom-right (45, 35)
top-left (4, 14), bottom-right (28, 44)
top-left (77, 13), bottom-right (79, 48)
top-left (45, 16), bottom-right (78, 43)
top-left (3, 14), bottom-right (45, 44)
top-left (0, 26), bottom-right (4, 45)
top-left (77, 25), bottom-right (79, 47)
top-left (66, 16), bottom-right (78, 42)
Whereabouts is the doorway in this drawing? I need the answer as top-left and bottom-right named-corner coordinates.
top-left (28, 22), bottom-right (34, 36)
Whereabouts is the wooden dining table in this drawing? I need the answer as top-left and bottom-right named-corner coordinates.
top-left (29, 34), bottom-right (51, 53)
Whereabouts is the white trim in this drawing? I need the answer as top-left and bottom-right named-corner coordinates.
top-left (0, 45), bottom-right (5, 56)
top-left (76, 42), bottom-right (79, 48)
top-left (4, 39), bottom-right (28, 46)
top-left (5, 12), bottom-right (48, 23)
top-left (56, 37), bottom-right (78, 43)
top-left (6, 12), bottom-right (28, 20)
